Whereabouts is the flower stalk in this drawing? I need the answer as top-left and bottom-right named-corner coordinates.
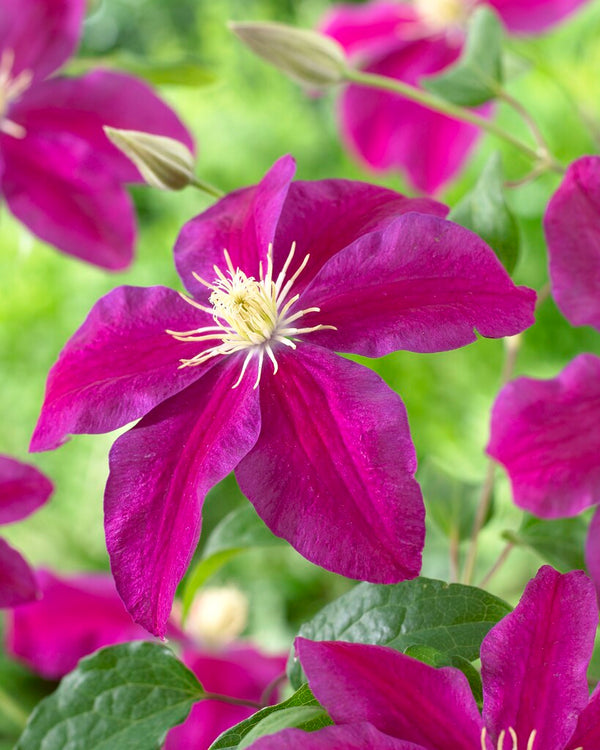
top-left (343, 67), bottom-right (564, 175)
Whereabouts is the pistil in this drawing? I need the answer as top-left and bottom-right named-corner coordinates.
top-left (167, 242), bottom-right (335, 388)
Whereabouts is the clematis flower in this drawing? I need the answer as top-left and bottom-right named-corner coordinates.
top-left (5, 571), bottom-right (286, 750)
top-left (0, 0), bottom-right (193, 269)
top-left (250, 566), bottom-right (600, 750)
top-left (0, 454), bottom-right (52, 607)
top-left (30, 155), bottom-right (536, 636)
top-left (321, 0), bottom-right (590, 194)
top-left (487, 353), bottom-right (600, 593)
top-left (544, 155), bottom-right (600, 331)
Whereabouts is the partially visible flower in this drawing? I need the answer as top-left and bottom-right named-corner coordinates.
top-left (0, 455), bottom-right (52, 607)
top-left (5, 569), bottom-right (150, 677)
top-left (30, 155), bottom-right (536, 637)
top-left (487, 353), bottom-right (600, 591)
top-left (5, 571), bottom-right (287, 750)
top-left (0, 0), bottom-right (193, 269)
top-left (544, 156), bottom-right (600, 331)
top-left (251, 566), bottom-right (600, 750)
top-left (321, 0), bottom-right (590, 194)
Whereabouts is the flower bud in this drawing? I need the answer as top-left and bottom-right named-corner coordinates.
top-left (184, 586), bottom-right (249, 648)
top-left (230, 21), bottom-right (347, 87)
top-left (104, 127), bottom-right (196, 190)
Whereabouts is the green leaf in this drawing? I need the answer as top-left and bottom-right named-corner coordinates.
top-left (449, 152), bottom-right (520, 273)
top-left (209, 684), bottom-right (331, 750)
top-left (422, 6), bottom-right (503, 106)
top-left (288, 577), bottom-right (511, 688)
top-left (503, 512), bottom-right (589, 572)
top-left (66, 55), bottom-right (216, 87)
top-left (419, 459), bottom-right (493, 542)
top-left (402, 646), bottom-right (483, 706)
top-left (182, 504), bottom-right (284, 617)
top-left (16, 642), bottom-right (204, 750)
top-left (238, 707), bottom-right (329, 749)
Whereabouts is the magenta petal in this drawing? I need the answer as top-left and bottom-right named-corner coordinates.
top-left (301, 213), bottom-right (536, 357)
top-left (105, 357), bottom-right (261, 636)
top-left (272, 179), bottom-right (447, 295)
top-left (339, 37), bottom-right (484, 194)
top-left (11, 71), bottom-right (194, 184)
top-left (0, 0), bottom-right (84, 81)
top-left (5, 571), bottom-right (149, 679)
top-left (486, 0), bottom-right (591, 33)
top-left (567, 684), bottom-right (600, 749)
top-left (250, 723), bottom-right (425, 750)
top-left (544, 156), bottom-right (600, 331)
top-left (175, 156), bottom-right (295, 301)
top-left (321, 2), bottom-right (418, 56)
top-left (585, 506), bottom-right (600, 599)
top-left (236, 344), bottom-right (424, 583)
top-left (31, 286), bottom-right (210, 452)
top-left (297, 639), bottom-right (484, 749)
top-left (0, 455), bottom-right (52, 525)
top-left (164, 646), bottom-right (286, 750)
top-left (0, 128), bottom-right (135, 269)
top-left (0, 538), bottom-right (38, 608)
top-left (481, 566), bottom-right (597, 749)
top-left (487, 354), bottom-right (600, 517)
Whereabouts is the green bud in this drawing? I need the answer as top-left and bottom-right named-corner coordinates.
top-left (230, 21), bottom-right (347, 87)
top-left (104, 127), bottom-right (196, 190)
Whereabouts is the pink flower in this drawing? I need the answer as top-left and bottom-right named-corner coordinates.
top-left (30, 155), bottom-right (535, 636)
top-left (0, 455), bottom-right (52, 607)
top-left (5, 571), bottom-right (286, 750)
top-left (0, 0), bottom-right (193, 269)
top-left (544, 156), bottom-right (600, 331)
top-left (251, 566), bottom-right (600, 750)
top-left (321, 0), bottom-right (590, 194)
top-left (487, 353), bottom-right (600, 592)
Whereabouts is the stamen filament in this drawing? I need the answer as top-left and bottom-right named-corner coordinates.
top-left (170, 242), bottom-right (332, 386)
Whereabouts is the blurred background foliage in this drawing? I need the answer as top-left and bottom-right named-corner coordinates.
top-left (1, 0), bottom-right (600, 738)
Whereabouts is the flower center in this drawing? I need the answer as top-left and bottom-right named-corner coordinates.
top-left (414, 0), bottom-right (472, 32)
top-left (167, 242), bottom-right (334, 388)
top-left (0, 49), bottom-right (31, 139)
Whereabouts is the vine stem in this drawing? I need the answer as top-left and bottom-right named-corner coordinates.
top-left (478, 541), bottom-right (514, 588)
top-left (190, 176), bottom-right (224, 198)
top-left (202, 692), bottom-right (263, 709)
top-left (0, 686), bottom-right (28, 730)
top-left (461, 334), bottom-right (522, 585)
top-left (343, 68), bottom-right (564, 174)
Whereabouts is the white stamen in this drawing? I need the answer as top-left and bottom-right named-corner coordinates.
top-left (168, 242), bottom-right (336, 388)
top-left (480, 727), bottom-right (539, 750)
top-left (0, 49), bottom-right (32, 139)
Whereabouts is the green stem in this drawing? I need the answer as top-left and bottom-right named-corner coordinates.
top-left (477, 541), bottom-right (514, 588)
top-left (343, 68), bottom-right (563, 173)
top-left (462, 334), bottom-right (523, 585)
top-left (0, 687), bottom-right (28, 730)
top-left (190, 176), bottom-right (225, 199)
top-left (203, 692), bottom-right (263, 709)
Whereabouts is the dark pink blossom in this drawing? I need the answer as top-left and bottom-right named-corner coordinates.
top-left (544, 156), bottom-right (600, 331)
top-left (487, 353), bottom-right (600, 592)
top-left (0, 0), bottom-right (193, 269)
top-left (0, 454), bottom-right (52, 607)
top-left (5, 571), bottom-right (286, 750)
top-left (251, 566), bottom-right (600, 750)
top-left (321, 0), bottom-right (590, 194)
top-left (30, 156), bottom-right (535, 636)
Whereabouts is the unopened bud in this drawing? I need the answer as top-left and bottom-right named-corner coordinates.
top-left (104, 127), bottom-right (196, 190)
top-left (230, 21), bottom-right (347, 87)
top-left (184, 586), bottom-right (249, 648)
